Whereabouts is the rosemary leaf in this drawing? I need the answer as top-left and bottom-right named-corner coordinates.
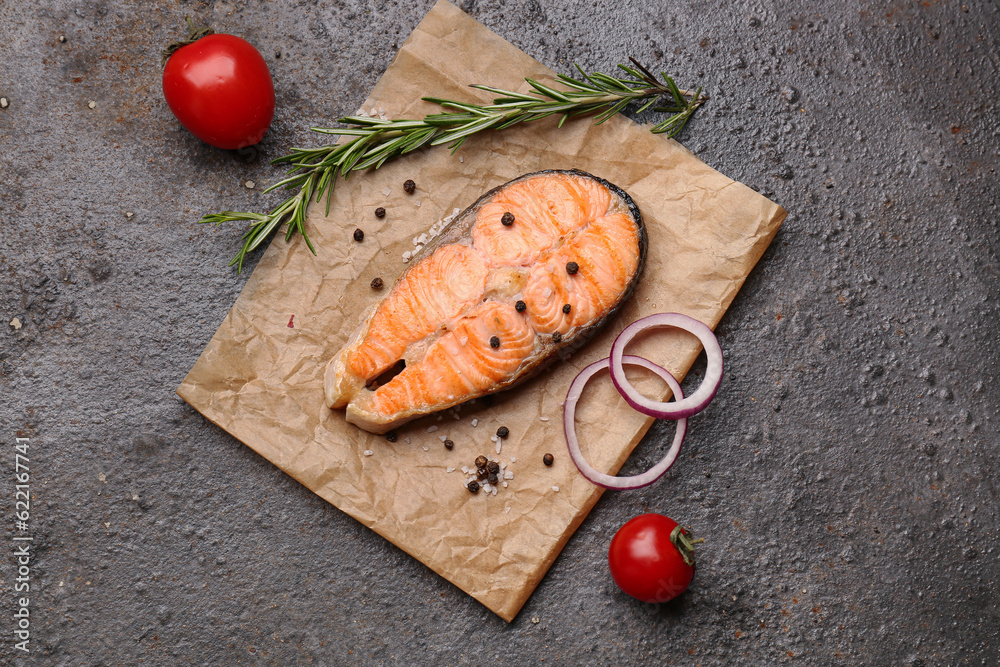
top-left (469, 85), bottom-right (539, 102)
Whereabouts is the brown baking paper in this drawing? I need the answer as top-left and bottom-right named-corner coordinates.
top-left (177, 0), bottom-right (785, 622)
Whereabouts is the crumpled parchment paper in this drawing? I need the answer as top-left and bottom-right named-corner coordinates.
top-left (177, 0), bottom-right (786, 621)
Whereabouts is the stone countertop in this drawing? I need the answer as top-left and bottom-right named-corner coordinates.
top-left (2, 1), bottom-right (997, 664)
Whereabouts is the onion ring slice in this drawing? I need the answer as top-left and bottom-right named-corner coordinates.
top-left (564, 355), bottom-right (687, 489)
top-left (609, 313), bottom-right (723, 420)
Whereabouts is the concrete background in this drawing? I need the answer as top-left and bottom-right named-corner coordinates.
top-left (2, 0), bottom-right (998, 664)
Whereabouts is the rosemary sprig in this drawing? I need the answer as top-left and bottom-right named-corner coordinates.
top-left (201, 58), bottom-right (706, 272)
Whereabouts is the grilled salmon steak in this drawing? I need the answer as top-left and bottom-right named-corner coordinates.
top-left (325, 169), bottom-right (647, 433)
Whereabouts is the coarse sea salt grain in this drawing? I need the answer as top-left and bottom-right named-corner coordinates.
top-left (539, 417), bottom-right (549, 422)
top-left (405, 437), bottom-right (411, 444)
top-left (504, 471), bottom-right (514, 480)
top-left (382, 187), bottom-right (392, 196)
top-left (363, 450), bottom-right (374, 457)
top-left (427, 425), bottom-right (439, 433)
top-left (461, 466), bottom-right (470, 474)
top-left (492, 487), bottom-right (497, 496)
top-left (439, 435), bottom-right (448, 442)
top-left (471, 419), bottom-right (478, 427)
top-left (505, 506), bottom-right (511, 513)
top-left (495, 441), bottom-right (502, 454)
top-left (446, 467), bottom-right (455, 473)
top-left (509, 456), bottom-right (516, 463)
top-left (453, 413), bottom-right (461, 420)
top-left (422, 445), bottom-right (429, 451)
top-left (552, 485), bottom-right (560, 492)
top-left (503, 481), bottom-right (508, 488)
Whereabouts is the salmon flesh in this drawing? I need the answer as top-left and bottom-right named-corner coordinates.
top-left (325, 169), bottom-right (647, 433)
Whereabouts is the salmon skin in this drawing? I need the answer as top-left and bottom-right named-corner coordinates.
top-left (325, 169), bottom-right (647, 433)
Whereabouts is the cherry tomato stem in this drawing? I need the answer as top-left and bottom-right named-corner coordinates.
top-left (669, 524), bottom-right (705, 567)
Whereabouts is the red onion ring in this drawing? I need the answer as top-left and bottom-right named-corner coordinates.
top-left (564, 355), bottom-right (687, 489)
top-left (608, 313), bottom-right (723, 420)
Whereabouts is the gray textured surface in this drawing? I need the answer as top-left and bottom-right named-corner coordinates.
top-left (2, 0), bottom-right (998, 664)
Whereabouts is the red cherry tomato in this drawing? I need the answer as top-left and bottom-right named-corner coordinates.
top-left (162, 33), bottom-right (274, 150)
top-left (608, 513), bottom-right (701, 603)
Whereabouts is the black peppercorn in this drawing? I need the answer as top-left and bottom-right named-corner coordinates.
top-left (403, 179), bottom-right (416, 193)
top-left (487, 461), bottom-right (500, 475)
top-left (515, 300), bottom-right (526, 313)
top-left (386, 431), bottom-right (398, 443)
top-left (543, 453), bottom-right (554, 466)
top-left (566, 261), bottom-right (579, 275)
top-left (353, 228), bottom-right (365, 242)
top-left (474, 455), bottom-right (488, 469)
top-left (496, 426), bottom-right (509, 439)
top-left (370, 277), bottom-right (384, 290)
top-left (490, 336), bottom-right (500, 349)
top-left (501, 211), bottom-right (515, 226)
top-left (477, 466), bottom-right (488, 479)
top-left (552, 331), bottom-right (562, 343)
top-left (562, 303), bottom-right (571, 314)
top-left (487, 473), bottom-right (499, 485)
top-left (468, 480), bottom-right (480, 493)
top-left (375, 206), bottom-right (386, 218)
top-left (444, 438), bottom-right (454, 450)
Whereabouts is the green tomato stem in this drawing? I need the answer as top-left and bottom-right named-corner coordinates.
top-left (670, 525), bottom-right (705, 567)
